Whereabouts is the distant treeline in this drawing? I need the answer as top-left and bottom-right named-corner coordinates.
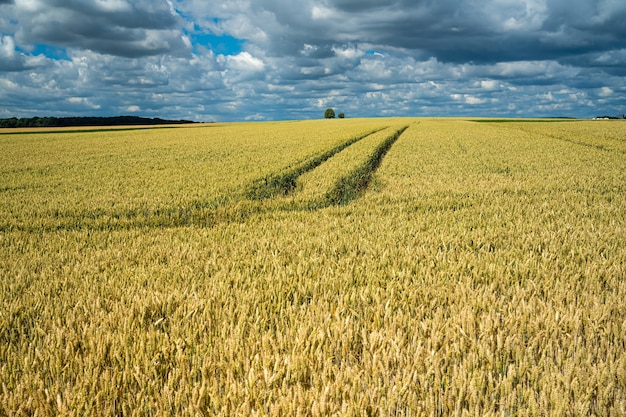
top-left (0, 116), bottom-right (197, 128)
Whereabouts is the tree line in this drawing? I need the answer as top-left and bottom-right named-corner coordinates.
top-left (0, 116), bottom-right (197, 128)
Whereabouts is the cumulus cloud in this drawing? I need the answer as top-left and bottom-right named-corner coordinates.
top-left (598, 87), bottom-right (614, 97)
top-left (0, 0), bottom-right (625, 120)
top-left (0, 35), bottom-right (26, 71)
top-left (13, 0), bottom-right (190, 57)
top-left (0, 34), bottom-right (52, 71)
top-left (66, 96), bottom-right (101, 110)
top-left (223, 51), bottom-right (265, 72)
top-left (479, 80), bottom-right (500, 91)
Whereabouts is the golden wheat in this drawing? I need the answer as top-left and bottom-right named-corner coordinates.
top-left (1, 118), bottom-right (624, 416)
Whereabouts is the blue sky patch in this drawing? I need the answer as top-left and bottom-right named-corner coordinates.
top-left (29, 44), bottom-right (71, 61)
top-left (189, 31), bottom-right (244, 56)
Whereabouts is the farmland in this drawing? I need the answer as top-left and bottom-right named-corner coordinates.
top-left (1, 118), bottom-right (625, 416)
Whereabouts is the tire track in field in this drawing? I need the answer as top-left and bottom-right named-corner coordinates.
top-left (320, 125), bottom-right (409, 206)
top-left (3, 127), bottom-right (406, 233)
top-left (245, 127), bottom-right (387, 200)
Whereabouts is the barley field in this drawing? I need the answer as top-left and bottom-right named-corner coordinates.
top-left (1, 118), bottom-right (625, 416)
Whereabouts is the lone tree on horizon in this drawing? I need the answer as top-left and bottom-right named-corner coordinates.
top-left (324, 108), bottom-right (335, 119)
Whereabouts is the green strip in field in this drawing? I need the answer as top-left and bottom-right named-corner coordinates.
top-left (326, 125), bottom-right (409, 205)
top-left (245, 127), bottom-right (387, 200)
top-left (0, 196), bottom-right (244, 232)
top-left (291, 125), bottom-right (409, 208)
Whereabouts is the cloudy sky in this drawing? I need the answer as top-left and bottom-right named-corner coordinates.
top-left (1, 0), bottom-right (624, 121)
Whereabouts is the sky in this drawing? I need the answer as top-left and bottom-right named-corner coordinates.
top-left (0, 0), bottom-right (625, 121)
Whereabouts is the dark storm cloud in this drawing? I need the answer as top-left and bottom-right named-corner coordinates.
top-left (1, 0), bottom-right (625, 121)
top-left (232, 0), bottom-right (625, 65)
top-left (14, 0), bottom-right (190, 58)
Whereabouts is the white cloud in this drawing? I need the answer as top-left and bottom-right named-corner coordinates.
top-left (0, 35), bottom-right (29, 71)
top-left (311, 6), bottom-right (333, 20)
top-left (598, 86), bottom-right (613, 97)
top-left (492, 61), bottom-right (545, 77)
top-left (0, 0), bottom-right (625, 121)
top-left (224, 51), bottom-right (265, 72)
top-left (451, 93), bottom-right (489, 105)
top-left (67, 97), bottom-right (101, 109)
top-left (332, 45), bottom-right (363, 60)
top-left (181, 35), bottom-right (192, 50)
top-left (465, 95), bottom-right (487, 105)
top-left (479, 80), bottom-right (499, 90)
top-left (1, 35), bottom-right (16, 57)
top-left (300, 44), bottom-right (318, 56)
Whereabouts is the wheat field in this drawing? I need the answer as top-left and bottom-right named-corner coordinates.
top-left (1, 118), bottom-right (624, 416)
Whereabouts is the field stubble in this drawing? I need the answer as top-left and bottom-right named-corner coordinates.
top-left (1, 119), bottom-right (625, 416)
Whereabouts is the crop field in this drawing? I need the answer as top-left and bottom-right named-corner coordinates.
top-left (1, 118), bottom-right (625, 416)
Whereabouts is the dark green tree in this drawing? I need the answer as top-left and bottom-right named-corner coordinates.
top-left (338, 113), bottom-right (345, 119)
top-left (324, 108), bottom-right (335, 119)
